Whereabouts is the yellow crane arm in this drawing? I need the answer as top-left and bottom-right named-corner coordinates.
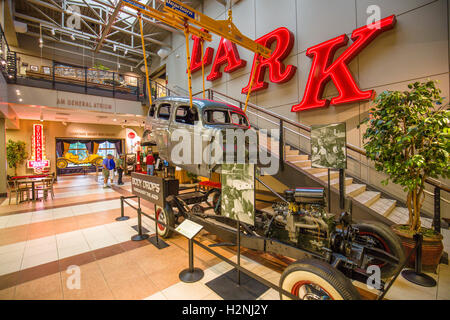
top-left (121, 0), bottom-right (212, 41)
top-left (163, 0), bottom-right (271, 59)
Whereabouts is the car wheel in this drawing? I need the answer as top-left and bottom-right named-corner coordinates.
top-left (57, 159), bottom-right (68, 169)
top-left (155, 204), bottom-right (175, 238)
top-left (355, 221), bottom-right (405, 278)
top-left (280, 258), bottom-right (361, 300)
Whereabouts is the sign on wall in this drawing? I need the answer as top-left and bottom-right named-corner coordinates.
top-left (27, 124), bottom-right (50, 173)
top-left (310, 123), bottom-right (347, 170)
top-left (188, 15), bottom-right (396, 112)
top-left (221, 164), bottom-right (255, 226)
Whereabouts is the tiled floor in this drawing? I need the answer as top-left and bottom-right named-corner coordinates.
top-left (0, 174), bottom-right (448, 300)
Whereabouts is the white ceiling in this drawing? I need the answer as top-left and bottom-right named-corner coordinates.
top-left (9, 103), bottom-right (147, 128)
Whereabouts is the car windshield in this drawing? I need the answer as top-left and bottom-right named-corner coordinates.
top-left (204, 109), bottom-right (248, 127)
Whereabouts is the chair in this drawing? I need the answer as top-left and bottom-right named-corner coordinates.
top-left (7, 179), bottom-right (18, 205)
top-left (34, 177), bottom-right (55, 200)
top-left (10, 180), bottom-right (32, 204)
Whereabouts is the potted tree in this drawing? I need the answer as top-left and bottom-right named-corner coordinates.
top-left (6, 139), bottom-right (28, 176)
top-left (361, 80), bottom-right (449, 271)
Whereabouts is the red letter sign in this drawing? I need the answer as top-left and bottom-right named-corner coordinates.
top-left (207, 38), bottom-right (247, 81)
top-left (292, 15), bottom-right (396, 112)
top-left (189, 32), bottom-right (214, 74)
top-left (242, 27), bottom-right (297, 94)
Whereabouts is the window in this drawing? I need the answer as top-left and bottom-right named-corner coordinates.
top-left (204, 109), bottom-right (230, 124)
top-left (175, 106), bottom-right (199, 125)
top-left (148, 104), bottom-right (156, 118)
top-left (67, 142), bottom-right (88, 167)
top-left (231, 112), bottom-right (249, 127)
top-left (157, 103), bottom-right (171, 120)
top-left (98, 141), bottom-right (118, 159)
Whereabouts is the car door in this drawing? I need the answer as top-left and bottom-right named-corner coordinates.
top-left (168, 104), bottom-right (204, 176)
top-left (152, 102), bottom-right (172, 160)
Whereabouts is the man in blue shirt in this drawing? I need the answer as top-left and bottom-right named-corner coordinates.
top-left (102, 154), bottom-right (116, 188)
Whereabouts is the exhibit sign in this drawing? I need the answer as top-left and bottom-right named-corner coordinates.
top-left (27, 124), bottom-right (50, 172)
top-left (131, 173), bottom-right (164, 206)
top-left (311, 123), bottom-right (347, 169)
top-left (175, 219), bottom-right (203, 239)
top-left (221, 164), bottom-right (255, 226)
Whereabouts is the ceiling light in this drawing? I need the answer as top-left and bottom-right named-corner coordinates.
top-left (8, 75), bottom-right (13, 78)
top-left (51, 29), bottom-right (55, 36)
top-left (71, 34), bottom-right (75, 40)
top-left (113, 118), bottom-right (117, 122)
top-left (117, 63), bottom-right (120, 69)
top-left (130, 66), bottom-right (133, 71)
top-left (1, 60), bottom-right (6, 65)
top-left (113, 44), bottom-right (116, 52)
top-left (19, 98), bottom-right (23, 102)
top-left (124, 49), bottom-right (128, 55)
top-left (39, 38), bottom-right (43, 44)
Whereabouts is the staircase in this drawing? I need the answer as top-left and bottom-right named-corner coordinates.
top-left (258, 133), bottom-right (434, 228)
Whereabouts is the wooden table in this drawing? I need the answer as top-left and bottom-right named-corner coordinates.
top-left (15, 177), bottom-right (52, 201)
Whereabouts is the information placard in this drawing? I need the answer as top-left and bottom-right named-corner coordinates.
top-left (175, 219), bottom-right (204, 239)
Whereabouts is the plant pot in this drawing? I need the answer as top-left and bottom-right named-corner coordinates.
top-left (391, 224), bottom-right (443, 273)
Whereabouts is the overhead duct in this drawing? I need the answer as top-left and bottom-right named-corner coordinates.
top-left (14, 20), bottom-right (27, 33)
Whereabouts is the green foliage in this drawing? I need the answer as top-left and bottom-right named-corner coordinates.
top-left (361, 80), bottom-right (449, 232)
top-left (94, 63), bottom-right (110, 71)
top-left (186, 171), bottom-right (199, 183)
top-left (6, 139), bottom-right (28, 176)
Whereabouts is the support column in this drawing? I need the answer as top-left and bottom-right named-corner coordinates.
top-left (0, 118), bottom-right (7, 197)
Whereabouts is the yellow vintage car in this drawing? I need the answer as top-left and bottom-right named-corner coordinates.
top-left (56, 152), bottom-right (104, 169)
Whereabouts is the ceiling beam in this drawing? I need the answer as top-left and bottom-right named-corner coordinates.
top-left (94, 1), bottom-right (122, 53)
top-left (22, 0), bottom-right (170, 47)
top-left (15, 13), bottom-right (158, 57)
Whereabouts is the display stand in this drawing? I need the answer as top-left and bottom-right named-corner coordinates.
top-left (115, 196), bottom-right (130, 221)
top-left (177, 219), bottom-right (205, 283)
top-left (401, 233), bottom-right (437, 287)
top-left (148, 204), bottom-right (169, 249)
top-left (179, 238), bottom-right (204, 283)
top-left (327, 169), bottom-right (331, 211)
top-left (236, 219), bottom-right (241, 286)
top-left (339, 169), bottom-right (345, 209)
top-left (131, 198), bottom-right (149, 241)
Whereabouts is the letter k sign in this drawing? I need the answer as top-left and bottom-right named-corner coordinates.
top-left (292, 15), bottom-right (396, 112)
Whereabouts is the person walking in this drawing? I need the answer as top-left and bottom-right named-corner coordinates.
top-left (116, 154), bottom-right (125, 185)
top-left (102, 154), bottom-right (116, 188)
top-left (146, 151), bottom-right (155, 176)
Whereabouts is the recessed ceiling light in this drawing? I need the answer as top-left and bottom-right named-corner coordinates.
top-left (113, 118), bottom-right (117, 121)
top-left (19, 98), bottom-right (23, 102)
top-left (51, 29), bottom-right (55, 36)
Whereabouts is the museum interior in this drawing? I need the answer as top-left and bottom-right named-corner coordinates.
top-left (0, 0), bottom-right (448, 302)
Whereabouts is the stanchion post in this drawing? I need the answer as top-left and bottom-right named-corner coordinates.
top-left (401, 233), bottom-right (437, 287)
top-left (154, 204), bottom-right (159, 245)
top-left (131, 198), bottom-right (149, 241)
top-left (116, 196), bottom-right (130, 221)
top-left (179, 238), bottom-right (204, 283)
top-left (237, 219), bottom-right (241, 286)
top-left (433, 187), bottom-right (441, 233)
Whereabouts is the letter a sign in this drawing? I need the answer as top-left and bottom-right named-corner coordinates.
top-left (292, 15), bottom-right (396, 112)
